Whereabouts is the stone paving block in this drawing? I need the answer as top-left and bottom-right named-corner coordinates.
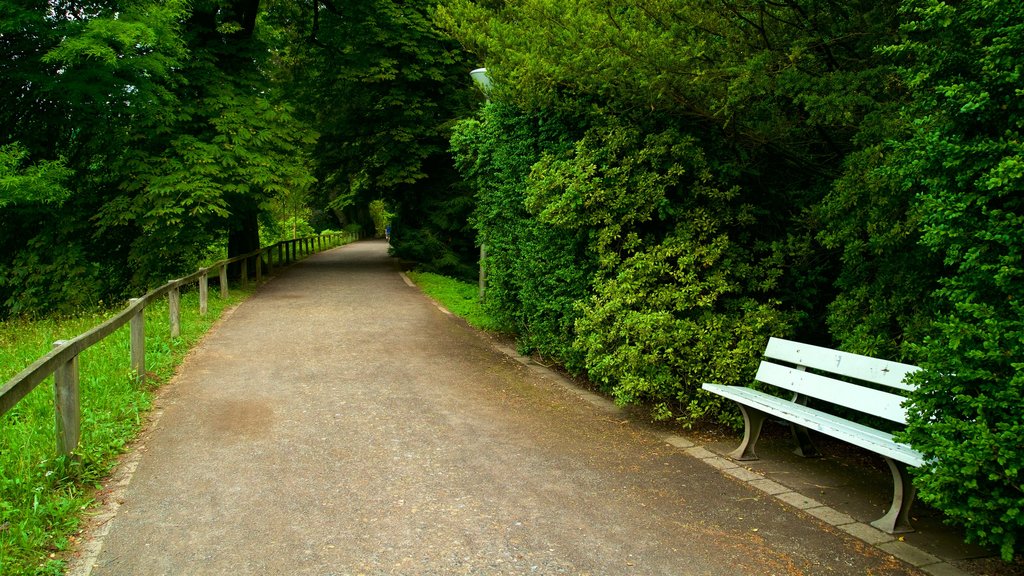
top-left (920, 561), bottom-right (971, 576)
top-left (663, 435), bottom-right (695, 449)
top-left (837, 522), bottom-right (895, 545)
top-left (877, 541), bottom-right (942, 567)
top-left (774, 491), bottom-right (823, 510)
top-left (746, 478), bottom-right (789, 495)
top-left (803, 506), bottom-right (856, 526)
top-left (684, 446), bottom-right (717, 460)
top-left (723, 466), bottom-right (763, 482)
top-left (703, 456), bottom-right (740, 470)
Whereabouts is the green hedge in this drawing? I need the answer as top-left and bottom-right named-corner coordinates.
top-left (443, 0), bottom-right (1024, 558)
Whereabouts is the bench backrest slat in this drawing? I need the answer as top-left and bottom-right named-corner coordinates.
top-left (764, 337), bottom-right (919, 392)
top-left (755, 361), bottom-right (910, 424)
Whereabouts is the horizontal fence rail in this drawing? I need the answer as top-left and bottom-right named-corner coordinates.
top-left (0, 232), bottom-right (354, 457)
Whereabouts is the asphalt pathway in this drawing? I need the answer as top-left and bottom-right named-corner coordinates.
top-left (71, 240), bottom-right (931, 575)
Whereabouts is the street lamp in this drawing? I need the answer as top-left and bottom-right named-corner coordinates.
top-left (470, 68), bottom-right (493, 97)
top-left (470, 68), bottom-right (491, 299)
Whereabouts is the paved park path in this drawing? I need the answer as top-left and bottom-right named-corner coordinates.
top-left (70, 240), bottom-right (936, 575)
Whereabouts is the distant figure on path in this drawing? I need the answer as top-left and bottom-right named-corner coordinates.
top-left (385, 225), bottom-right (391, 242)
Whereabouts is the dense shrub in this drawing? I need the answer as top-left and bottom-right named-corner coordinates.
top-left (443, 0), bottom-right (1023, 555)
top-left (889, 0), bottom-right (1024, 559)
top-left (525, 120), bottom-right (794, 421)
top-left (451, 102), bottom-right (592, 365)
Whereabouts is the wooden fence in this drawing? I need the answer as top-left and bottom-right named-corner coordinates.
top-left (0, 232), bottom-right (352, 457)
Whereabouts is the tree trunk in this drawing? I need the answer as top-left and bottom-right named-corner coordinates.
top-left (227, 201), bottom-right (261, 280)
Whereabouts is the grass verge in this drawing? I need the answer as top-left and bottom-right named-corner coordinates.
top-left (0, 287), bottom-right (251, 576)
top-left (405, 272), bottom-right (505, 332)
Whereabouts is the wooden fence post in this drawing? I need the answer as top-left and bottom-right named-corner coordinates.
top-left (241, 258), bottom-right (249, 290)
top-left (291, 240), bottom-right (296, 262)
top-left (199, 269), bottom-right (208, 315)
top-left (130, 298), bottom-right (146, 383)
top-left (266, 248), bottom-right (273, 276)
top-left (219, 264), bottom-right (228, 298)
top-left (52, 341), bottom-right (81, 457)
top-left (255, 252), bottom-right (263, 284)
top-left (168, 284), bottom-right (180, 338)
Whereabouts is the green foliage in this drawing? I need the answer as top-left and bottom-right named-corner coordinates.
top-left (0, 288), bottom-right (250, 575)
top-left (259, 217), bottom-right (316, 246)
top-left (888, 0), bottom-right (1024, 559)
top-left (274, 0), bottom-right (477, 275)
top-left (0, 144), bottom-right (71, 209)
top-left (451, 102), bottom-right (591, 368)
top-left (575, 235), bottom-right (786, 423)
top-left (0, 233), bottom-right (105, 317)
top-left (817, 134), bottom-right (942, 360)
top-left (0, 0), bottom-right (319, 316)
top-left (528, 118), bottom-right (793, 421)
top-left (368, 199), bottom-right (394, 238)
top-left (341, 223), bottom-right (363, 238)
top-left (440, 0), bottom-right (910, 424)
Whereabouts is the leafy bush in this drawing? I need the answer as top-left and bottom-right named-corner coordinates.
top-left (889, 0), bottom-right (1024, 559)
top-left (575, 230), bottom-right (792, 424)
top-left (524, 119), bottom-right (794, 422)
top-left (260, 217), bottom-right (316, 246)
top-left (342, 223), bottom-right (363, 238)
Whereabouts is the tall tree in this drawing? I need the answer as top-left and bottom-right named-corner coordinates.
top-left (0, 0), bottom-right (317, 314)
top-left (0, 0), bottom-right (191, 311)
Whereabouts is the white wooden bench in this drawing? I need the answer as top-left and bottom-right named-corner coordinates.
top-left (702, 337), bottom-right (925, 533)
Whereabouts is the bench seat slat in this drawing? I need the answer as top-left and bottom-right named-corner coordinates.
top-left (702, 384), bottom-right (925, 467)
top-left (764, 337), bottom-right (918, 391)
top-left (756, 361), bottom-right (910, 424)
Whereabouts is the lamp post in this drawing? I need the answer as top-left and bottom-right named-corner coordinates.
top-left (470, 68), bottom-right (492, 300)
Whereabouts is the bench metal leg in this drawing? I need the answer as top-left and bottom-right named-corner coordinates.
top-left (790, 424), bottom-right (820, 458)
top-left (788, 393), bottom-right (820, 458)
top-left (729, 405), bottom-right (767, 461)
top-left (870, 457), bottom-right (917, 534)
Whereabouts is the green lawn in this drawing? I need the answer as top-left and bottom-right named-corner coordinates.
top-left (405, 271), bottom-right (505, 333)
top-left (0, 287), bottom-right (250, 576)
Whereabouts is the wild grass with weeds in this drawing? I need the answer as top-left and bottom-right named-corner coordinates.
top-left (0, 287), bottom-right (250, 576)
